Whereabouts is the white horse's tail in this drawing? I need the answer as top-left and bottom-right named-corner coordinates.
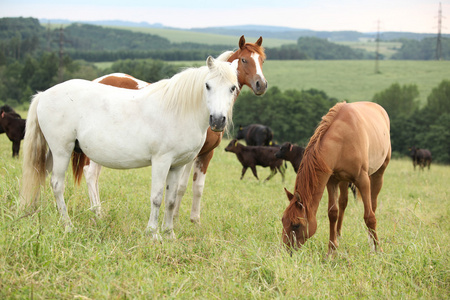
top-left (20, 93), bottom-right (47, 209)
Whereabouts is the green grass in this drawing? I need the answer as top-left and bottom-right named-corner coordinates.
top-left (94, 60), bottom-right (450, 106)
top-left (338, 41), bottom-right (403, 59)
top-left (1, 130), bottom-right (449, 298)
top-left (262, 60), bottom-right (450, 105)
top-left (164, 60), bottom-right (450, 106)
top-left (107, 26), bottom-right (294, 48)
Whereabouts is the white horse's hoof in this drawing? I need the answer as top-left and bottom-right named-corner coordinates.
top-left (145, 227), bottom-right (161, 240)
top-left (164, 230), bottom-right (176, 239)
top-left (190, 217), bottom-right (201, 225)
top-left (90, 207), bottom-right (103, 218)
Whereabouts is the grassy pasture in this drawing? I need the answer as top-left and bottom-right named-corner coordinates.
top-left (163, 60), bottom-right (450, 106)
top-left (262, 60), bottom-right (450, 105)
top-left (95, 60), bottom-right (450, 106)
top-left (0, 128), bottom-right (449, 298)
top-left (338, 41), bottom-right (402, 59)
top-left (101, 26), bottom-right (398, 58)
top-left (107, 26), bottom-right (295, 49)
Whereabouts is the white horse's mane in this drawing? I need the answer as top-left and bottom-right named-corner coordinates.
top-left (216, 51), bottom-right (234, 62)
top-left (146, 55), bottom-right (238, 117)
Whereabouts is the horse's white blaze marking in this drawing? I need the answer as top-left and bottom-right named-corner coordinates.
top-left (251, 53), bottom-right (265, 80)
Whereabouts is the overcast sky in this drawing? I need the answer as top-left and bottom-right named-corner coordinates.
top-left (1, 0), bottom-right (448, 33)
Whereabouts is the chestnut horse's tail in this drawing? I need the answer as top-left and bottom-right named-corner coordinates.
top-left (20, 94), bottom-right (47, 209)
top-left (71, 152), bottom-right (90, 186)
top-left (349, 183), bottom-right (357, 199)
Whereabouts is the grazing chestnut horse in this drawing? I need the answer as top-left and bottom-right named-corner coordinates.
top-left (282, 102), bottom-right (391, 256)
top-left (73, 36), bottom-right (267, 223)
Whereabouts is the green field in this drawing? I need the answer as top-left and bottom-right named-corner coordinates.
top-left (96, 59), bottom-right (449, 106)
top-left (108, 26), bottom-right (295, 48)
top-left (1, 130), bottom-right (449, 298)
top-left (261, 60), bottom-right (450, 105)
top-left (338, 41), bottom-right (403, 59)
top-left (162, 60), bottom-right (450, 106)
top-left (103, 26), bottom-right (399, 58)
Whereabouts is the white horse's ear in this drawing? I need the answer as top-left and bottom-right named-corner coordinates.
top-left (231, 59), bottom-right (238, 71)
top-left (207, 56), bottom-right (215, 69)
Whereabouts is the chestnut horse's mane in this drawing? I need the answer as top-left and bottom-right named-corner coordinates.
top-left (241, 42), bottom-right (266, 60)
top-left (287, 102), bottom-right (346, 218)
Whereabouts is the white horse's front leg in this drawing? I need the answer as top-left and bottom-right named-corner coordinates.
top-left (83, 161), bottom-right (102, 217)
top-left (174, 161), bottom-right (193, 221)
top-left (146, 162), bottom-right (171, 240)
top-left (162, 166), bottom-right (184, 239)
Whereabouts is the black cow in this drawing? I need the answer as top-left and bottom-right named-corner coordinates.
top-left (409, 146), bottom-right (432, 170)
top-left (236, 124), bottom-right (273, 146)
top-left (0, 105), bottom-right (21, 134)
top-left (275, 142), bottom-right (305, 172)
top-left (225, 139), bottom-right (285, 182)
top-left (0, 109), bottom-right (26, 157)
top-left (276, 141), bottom-right (356, 198)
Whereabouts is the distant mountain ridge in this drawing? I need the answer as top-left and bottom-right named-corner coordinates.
top-left (40, 19), bottom-right (446, 42)
top-left (40, 19), bottom-right (164, 28)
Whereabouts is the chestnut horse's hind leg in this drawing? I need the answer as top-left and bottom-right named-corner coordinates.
top-left (356, 173), bottom-right (379, 252)
top-left (84, 161), bottom-right (102, 217)
top-left (336, 181), bottom-right (349, 237)
top-left (368, 151), bottom-right (390, 252)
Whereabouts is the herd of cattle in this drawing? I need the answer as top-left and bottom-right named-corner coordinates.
top-left (0, 105), bottom-right (433, 173)
top-left (225, 123), bottom-right (433, 180)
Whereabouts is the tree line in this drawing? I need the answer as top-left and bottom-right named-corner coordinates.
top-left (1, 17), bottom-right (448, 63)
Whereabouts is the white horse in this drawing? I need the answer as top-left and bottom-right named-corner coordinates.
top-left (20, 56), bottom-right (239, 239)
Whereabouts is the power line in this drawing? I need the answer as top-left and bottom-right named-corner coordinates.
top-left (375, 20), bottom-right (381, 74)
top-left (436, 2), bottom-right (443, 60)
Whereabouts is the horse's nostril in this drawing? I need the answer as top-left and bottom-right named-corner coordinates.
top-left (256, 81), bottom-right (261, 89)
top-left (222, 116), bottom-right (226, 124)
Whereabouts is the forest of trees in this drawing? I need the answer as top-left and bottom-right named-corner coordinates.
top-left (0, 17), bottom-right (449, 163)
top-left (1, 17), bottom-right (448, 63)
top-left (392, 38), bottom-right (450, 60)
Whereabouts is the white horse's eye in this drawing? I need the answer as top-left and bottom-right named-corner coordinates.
top-left (205, 83), bottom-right (210, 90)
top-left (230, 86), bottom-right (236, 93)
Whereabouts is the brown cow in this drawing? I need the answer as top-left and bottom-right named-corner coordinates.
top-left (224, 139), bottom-right (285, 182)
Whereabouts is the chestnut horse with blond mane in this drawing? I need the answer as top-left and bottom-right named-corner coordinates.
top-left (282, 101), bottom-right (391, 256)
top-left (72, 36), bottom-right (267, 222)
